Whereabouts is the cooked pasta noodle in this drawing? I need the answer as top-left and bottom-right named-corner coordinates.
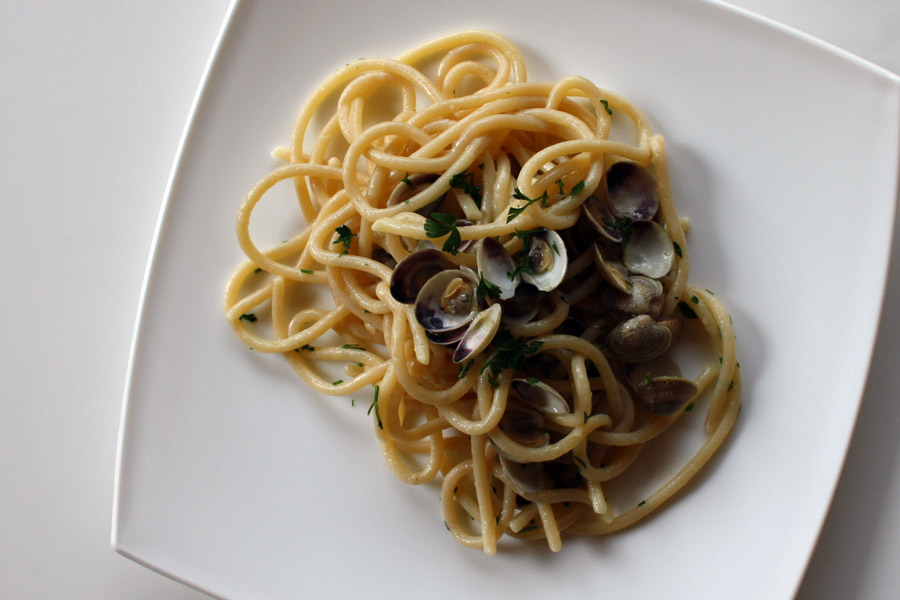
top-left (224, 30), bottom-right (741, 554)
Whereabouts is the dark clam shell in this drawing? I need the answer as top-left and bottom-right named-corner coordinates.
top-left (605, 161), bottom-right (659, 222)
top-left (389, 249), bottom-right (453, 304)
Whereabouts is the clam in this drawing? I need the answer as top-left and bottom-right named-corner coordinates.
top-left (521, 229), bottom-right (567, 292)
top-left (606, 314), bottom-right (682, 363)
top-left (389, 249), bottom-right (453, 304)
top-left (452, 304), bottom-right (502, 363)
top-left (623, 221), bottom-right (675, 279)
top-left (592, 241), bottom-right (631, 293)
top-left (498, 406), bottom-right (548, 448)
top-left (499, 455), bottom-right (546, 494)
top-left (600, 276), bottom-right (664, 317)
top-left (629, 357), bottom-right (698, 416)
top-left (500, 282), bottom-right (540, 325)
top-left (387, 173), bottom-right (439, 214)
top-left (605, 161), bottom-right (659, 221)
top-left (512, 378), bottom-right (569, 415)
top-left (414, 269), bottom-right (480, 333)
top-left (582, 195), bottom-right (624, 243)
top-left (477, 237), bottom-right (519, 299)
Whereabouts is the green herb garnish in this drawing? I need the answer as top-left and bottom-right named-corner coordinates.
top-left (673, 241), bottom-right (682, 257)
top-left (569, 180), bottom-right (585, 197)
top-left (600, 99), bottom-right (613, 115)
top-left (458, 359), bottom-right (475, 379)
top-left (401, 172), bottom-right (413, 187)
top-left (333, 224), bottom-right (356, 255)
top-left (424, 212), bottom-right (462, 255)
top-left (341, 343), bottom-right (365, 351)
top-left (476, 274), bottom-right (502, 302)
top-left (368, 385), bottom-right (383, 429)
top-left (481, 329), bottom-right (544, 379)
top-left (300, 344), bottom-right (315, 352)
top-left (449, 170), bottom-right (483, 207)
top-left (239, 313), bottom-right (257, 322)
top-left (300, 268), bottom-right (314, 274)
top-left (507, 187), bottom-right (549, 223)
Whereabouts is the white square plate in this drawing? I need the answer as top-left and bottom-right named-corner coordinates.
top-left (113, 0), bottom-right (900, 598)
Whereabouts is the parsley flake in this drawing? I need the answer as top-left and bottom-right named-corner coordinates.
top-left (449, 170), bottom-right (483, 207)
top-left (424, 212), bottom-right (462, 255)
top-left (600, 99), bottom-right (613, 115)
top-left (476, 274), bottom-right (502, 302)
top-left (507, 187), bottom-right (549, 223)
top-left (239, 313), bottom-right (257, 322)
top-left (673, 241), bottom-right (683, 257)
top-left (333, 224), bottom-right (356, 255)
top-left (368, 385), bottom-right (383, 429)
top-left (300, 344), bottom-right (315, 352)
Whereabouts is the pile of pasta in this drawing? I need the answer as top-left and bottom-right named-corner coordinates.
top-left (224, 30), bottom-right (741, 554)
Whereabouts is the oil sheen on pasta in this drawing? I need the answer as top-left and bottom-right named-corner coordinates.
top-left (224, 30), bottom-right (741, 554)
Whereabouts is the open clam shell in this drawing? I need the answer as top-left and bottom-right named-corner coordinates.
top-left (623, 221), bottom-right (675, 279)
top-left (452, 303), bottom-right (502, 363)
top-left (477, 237), bottom-right (518, 299)
top-left (605, 161), bottom-right (659, 222)
top-left (582, 195), bottom-right (624, 243)
top-left (389, 249), bottom-right (453, 304)
top-left (387, 173), bottom-right (439, 215)
top-left (414, 269), bottom-right (479, 332)
top-left (512, 379), bottom-right (570, 415)
top-left (521, 229), bottom-right (567, 292)
top-left (593, 241), bottom-right (632, 293)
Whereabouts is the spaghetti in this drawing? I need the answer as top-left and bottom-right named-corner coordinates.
top-left (224, 30), bottom-right (741, 554)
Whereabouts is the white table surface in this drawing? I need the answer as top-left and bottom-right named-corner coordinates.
top-left (2, 1), bottom-right (897, 598)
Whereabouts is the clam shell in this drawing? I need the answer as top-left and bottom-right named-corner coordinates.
top-left (500, 283), bottom-right (540, 325)
top-left (476, 237), bottom-right (518, 299)
top-left (582, 195), bottom-right (624, 242)
top-left (605, 161), bottom-right (659, 221)
top-left (606, 314), bottom-right (674, 363)
top-left (452, 303), bottom-right (502, 363)
top-left (521, 229), bottom-right (567, 292)
top-left (414, 269), bottom-right (479, 332)
top-left (512, 379), bottom-right (569, 415)
top-left (633, 376), bottom-right (698, 415)
top-left (592, 241), bottom-right (632, 293)
top-left (499, 454), bottom-right (545, 494)
top-left (387, 173), bottom-right (439, 213)
top-left (600, 275), bottom-right (664, 317)
top-left (623, 221), bottom-right (675, 279)
top-left (389, 249), bottom-right (453, 304)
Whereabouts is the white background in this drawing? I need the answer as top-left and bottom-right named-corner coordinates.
top-left (1, 1), bottom-right (897, 598)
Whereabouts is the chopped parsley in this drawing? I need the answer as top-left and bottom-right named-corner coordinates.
top-left (401, 172), bottom-right (413, 187)
top-left (332, 224), bottom-right (356, 255)
top-left (638, 500), bottom-right (647, 507)
top-left (481, 329), bottom-right (544, 380)
top-left (644, 372), bottom-right (655, 387)
top-left (507, 187), bottom-right (549, 223)
top-left (332, 380), bottom-right (343, 386)
top-left (457, 359), bottom-right (475, 379)
top-left (526, 377), bottom-right (539, 386)
top-left (253, 267), bottom-right (263, 274)
top-left (239, 313), bottom-right (257, 322)
top-left (476, 274), bottom-right (502, 302)
top-left (367, 385), bottom-right (383, 429)
top-left (691, 295), bottom-right (700, 304)
top-left (341, 343), bottom-right (365, 351)
top-left (673, 241), bottom-right (682, 258)
top-left (569, 180), bottom-right (585, 197)
top-left (604, 216), bottom-right (634, 247)
top-left (300, 344), bottom-right (315, 352)
top-left (600, 99), bottom-right (613, 115)
top-left (300, 268), bottom-right (314, 274)
top-left (678, 301), bottom-right (699, 319)
top-left (449, 170), bottom-right (483, 207)
top-left (423, 212), bottom-right (462, 255)
top-left (685, 403), bottom-right (695, 412)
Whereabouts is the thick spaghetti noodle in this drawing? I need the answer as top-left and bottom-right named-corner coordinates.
top-left (224, 30), bottom-right (741, 554)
